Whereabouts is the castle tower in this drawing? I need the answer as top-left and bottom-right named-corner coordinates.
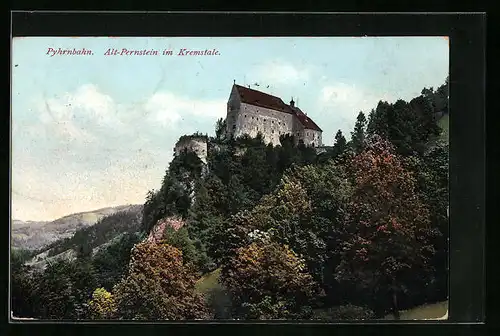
top-left (174, 135), bottom-right (208, 164)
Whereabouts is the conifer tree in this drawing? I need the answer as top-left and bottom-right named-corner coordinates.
top-left (350, 112), bottom-right (367, 153)
top-left (332, 129), bottom-right (347, 157)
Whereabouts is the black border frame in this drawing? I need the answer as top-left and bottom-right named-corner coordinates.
top-left (6, 11), bottom-right (486, 334)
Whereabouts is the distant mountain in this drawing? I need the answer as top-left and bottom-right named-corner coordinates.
top-left (11, 204), bottom-right (142, 251)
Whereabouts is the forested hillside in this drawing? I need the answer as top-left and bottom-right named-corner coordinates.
top-left (23, 205), bottom-right (143, 269)
top-left (11, 78), bottom-right (449, 321)
top-left (12, 204), bottom-right (140, 251)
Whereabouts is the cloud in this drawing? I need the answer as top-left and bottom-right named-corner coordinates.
top-left (144, 92), bottom-right (226, 127)
top-left (34, 84), bottom-right (226, 133)
top-left (250, 61), bottom-right (312, 86)
top-left (317, 82), bottom-right (395, 141)
top-left (321, 82), bottom-right (392, 108)
top-left (11, 148), bottom-right (174, 221)
top-left (17, 84), bottom-right (228, 153)
top-left (35, 84), bottom-right (119, 144)
top-left (12, 84), bottom-right (226, 220)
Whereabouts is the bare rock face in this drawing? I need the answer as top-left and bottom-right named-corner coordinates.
top-left (146, 216), bottom-right (185, 244)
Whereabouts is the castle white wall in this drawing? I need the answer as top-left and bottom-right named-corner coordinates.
top-left (292, 117), bottom-right (305, 142)
top-left (302, 129), bottom-right (323, 147)
top-left (225, 87), bottom-right (323, 147)
top-left (226, 86), bottom-right (241, 136)
top-left (231, 103), bottom-right (294, 146)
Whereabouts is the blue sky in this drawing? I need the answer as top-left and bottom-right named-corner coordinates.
top-left (11, 37), bottom-right (448, 221)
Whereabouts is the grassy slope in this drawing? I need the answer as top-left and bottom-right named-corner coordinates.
top-left (196, 269), bottom-right (448, 320)
top-left (438, 113), bottom-right (449, 142)
top-left (383, 301), bottom-right (448, 320)
top-left (195, 268), bottom-right (222, 294)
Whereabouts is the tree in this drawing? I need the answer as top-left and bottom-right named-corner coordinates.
top-left (76, 242), bottom-right (93, 260)
top-left (367, 102), bottom-right (391, 138)
top-left (113, 242), bottom-right (210, 320)
top-left (187, 181), bottom-right (219, 273)
top-left (88, 288), bottom-right (117, 319)
top-left (215, 118), bottom-right (227, 140)
top-left (11, 250), bottom-right (37, 318)
top-left (421, 78), bottom-right (448, 115)
top-left (333, 129), bottom-right (347, 157)
top-left (367, 77), bottom-right (448, 156)
top-left (350, 112), bottom-right (367, 153)
top-left (226, 175), bottom-right (254, 215)
top-left (162, 226), bottom-right (199, 270)
top-left (206, 213), bottom-right (252, 266)
top-left (141, 149), bottom-right (206, 233)
top-left (238, 165), bottom-right (353, 306)
top-left (403, 143), bottom-right (449, 303)
top-left (31, 259), bottom-right (98, 319)
top-left (141, 189), bottom-right (164, 233)
top-left (336, 135), bottom-right (436, 318)
top-left (221, 240), bottom-right (323, 320)
top-left (91, 232), bottom-right (141, 292)
top-left (240, 145), bottom-right (270, 195)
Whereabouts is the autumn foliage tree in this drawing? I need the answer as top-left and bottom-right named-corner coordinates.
top-left (113, 242), bottom-right (210, 320)
top-left (336, 135), bottom-right (437, 318)
top-left (241, 164), bottom-right (353, 305)
top-left (88, 287), bottom-right (117, 319)
top-left (402, 143), bottom-right (449, 302)
top-left (221, 240), bottom-right (323, 320)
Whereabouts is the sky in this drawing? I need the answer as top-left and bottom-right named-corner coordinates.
top-left (11, 37), bottom-right (449, 221)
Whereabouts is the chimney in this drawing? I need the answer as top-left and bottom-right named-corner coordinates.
top-left (290, 98), bottom-right (295, 107)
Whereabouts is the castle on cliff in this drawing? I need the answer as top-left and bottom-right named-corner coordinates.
top-left (174, 84), bottom-right (324, 162)
top-left (225, 84), bottom-right (323, 147)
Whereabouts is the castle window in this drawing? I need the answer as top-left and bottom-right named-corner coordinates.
top-left (264, 119), bottom-right (266, 122)
top-left (245, 114), bottom-right (247, 117)
top-left (252, 116), bottom-right (254, 119)
top-left (272, 120), bottom-right (274, 123)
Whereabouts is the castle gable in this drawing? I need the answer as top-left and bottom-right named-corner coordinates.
top-left (233, 84), bottom-right (321, 132)
top-left (228, 84), bottom-right (323, 147)
top-left (234, 85), bottom-right (290, 114)
top-left (291, 107), bottom-right (322, 132)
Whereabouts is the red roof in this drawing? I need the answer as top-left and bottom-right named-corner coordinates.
top-left (290, 107), bottom-right (323, 132)
top-left (234, 84), bottom-right (322, 132)
top-left (235, 85), bottom-right (289, 113)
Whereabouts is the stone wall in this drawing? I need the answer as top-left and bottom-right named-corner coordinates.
top-left (229, 102), bottom-right (294, 146)
top-left (225, 86), bottom-right (323, 147)
top-left (302, 129), bottom-right (323, 147)
top-left (315, 145), bottom-right (333, 155)
top-left (226, 86), bottom-right (242, 137)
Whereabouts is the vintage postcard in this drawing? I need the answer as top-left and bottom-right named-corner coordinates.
top-left (11, 36), bottom-right (449, 321)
